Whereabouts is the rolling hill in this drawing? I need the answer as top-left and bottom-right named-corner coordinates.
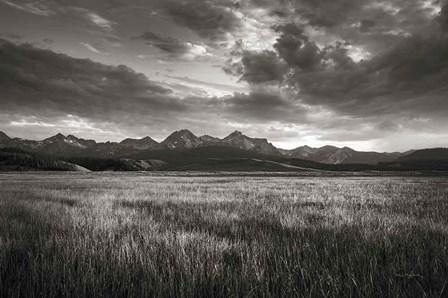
top-left (280, 145), bottom-right (406, 164)
top-left (0, 148), bottom-right (89, 171)
top-left (379, 148), bottom-right (448, 171)
top-left (395, 148), bottom-right (448, 161)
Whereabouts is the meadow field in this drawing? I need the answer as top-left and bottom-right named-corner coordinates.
top-left (0, 172), bottom-right (447, 297)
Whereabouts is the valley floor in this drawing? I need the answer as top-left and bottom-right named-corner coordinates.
top-left (1, 173), bottom-right (447, 297)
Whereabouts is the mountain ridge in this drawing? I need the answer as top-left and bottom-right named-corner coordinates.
top-left (0, 130), bottom-right (442, 165)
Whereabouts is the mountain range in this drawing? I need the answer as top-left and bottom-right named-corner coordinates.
top-left (0, 130), bottom-right (408, 164)
top-left (0, 130), bottom-right (447, 172)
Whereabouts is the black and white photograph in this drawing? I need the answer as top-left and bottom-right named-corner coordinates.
top-left (0, 0), bottom-right (448, 296)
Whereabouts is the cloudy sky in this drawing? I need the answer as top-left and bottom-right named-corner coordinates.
top-left (1, 0), bottom-right (447, 151)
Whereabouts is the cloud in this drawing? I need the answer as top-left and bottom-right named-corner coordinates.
top-left (273, 24), bottom-right (324, 70)
top-left (287, 34), bottom-right (448, 119)
top-left (2, 0), bottom-right (53, 16)
top-left (1, 0), bottom-right (116, 32)
top-left (238, 50), bottom-right (286, 84)
top-left (2, 0), bottom-right (448, 150)
top-left (359, 19), bottom-right (376, 32)
top-left (64, 7), bottom-right (116, 31)
top-left (439, 1), bottom-right (448, 31)
top-left (223, 39), bottom-right (286, 84)
top-left (2, 1), bottom-right (118, 35)
top-left (0, 39), bottom-right (182, 125)
top-left (80, 42), bottom-right (109, 55)
top-left (154, 0), bottom-right (241, 41)
top-left (227, 9), bottom-right (448, 120)
top-left (103, 36), bottom-right (123, 47)
top-left (86, 11), bottom-right (115, 30)
top-left (166, 75), bottom-right (248, 95)
top-left (0, 32), bottom-right (22, 40)
top-left (0, 39), bottom-right (303, 141)
top-left (135, 31), bottom-right (213, 60)
top-left (224, 89), bottom-right (297, 121)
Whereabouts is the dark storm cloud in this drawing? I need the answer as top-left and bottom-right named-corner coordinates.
top-left (238, 50), bottom-right (286, 84)
top-left (290, 34), bottom-right (448, 117)
top-left (439, 1), bottom-right (448, 30)
top-left (135, 32), bottom-right (191, 54)
top-left (273, 24), bottom-right (323, 70)
top-left (295, 0), bottom-right (365, 28)
top-left (0, 39), bottom-right (188, 123)
top-left (246, 0), bottom-right (366, 28)
top-left (247, 0), bottom-right (437, 47)
top-left (359, 19), bottom-right (376, 32)
top-left (155, 0), bottom-right (241, 41)
top-left (223, 40), bottom-right (286, 84)
top-left (229, 0), bottom-right (448, 120)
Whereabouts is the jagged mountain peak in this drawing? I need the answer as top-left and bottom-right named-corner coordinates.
top-left (45, 133), bottom-right (67, 142)
top-left (222, 130), bottom-right (246, 142)
top-left (175, 129), bottom-right (195, 135)
top-left (221, 131), bottom-right (281, 156)
top-left (228, 130), bottom-right (243, 136)
top-left (67, 134), bottom-right (81, 140)
top-left (54, 133), bottom-right (65, 138)
top-left (162, 129), bottom-right (202, 149)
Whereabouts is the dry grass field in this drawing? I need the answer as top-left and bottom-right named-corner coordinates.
top-left (0, 172), bottom-right (447, 297)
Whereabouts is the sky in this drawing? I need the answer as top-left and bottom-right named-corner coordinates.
top-left (0, 0), bottom-right (448, 151)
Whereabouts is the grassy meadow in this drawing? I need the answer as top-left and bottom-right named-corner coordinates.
top-left (0, 172), bottom-right (447, 297)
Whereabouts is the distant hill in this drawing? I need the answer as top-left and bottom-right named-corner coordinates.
top-left (119, 136), bottom-right (162, 150)
top-left (396, 148), bottom-right (448, 161)
top-left (0, 148), bottom-right (88, 171)
top-left (0, 147), bottom-right (170, 172)
top-left (376, 148), bottom-right (448, 171)
top-left (281, 145), bottom-right (405, 164)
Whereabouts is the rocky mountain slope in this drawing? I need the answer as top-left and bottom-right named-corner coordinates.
top-left (161, 129), bottom-right (204, 149)
top-left (221, 131), bottom-right (281, 156)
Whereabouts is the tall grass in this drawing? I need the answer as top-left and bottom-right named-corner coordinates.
top-left (1, 173), bottom-right (447, 297)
